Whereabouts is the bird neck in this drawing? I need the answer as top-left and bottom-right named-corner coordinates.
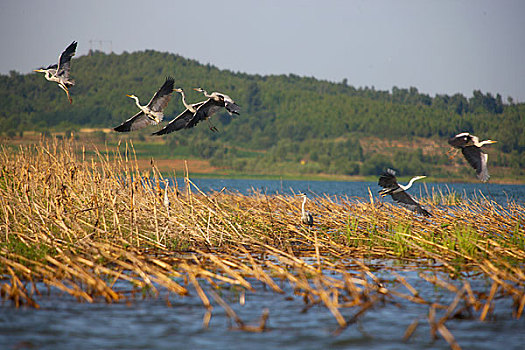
top-left (197, 89), bottom-right (214, 100)
top-left (403, 177), bottom-right (419, 190)
top-left (179, 90), bottom-right (196, 113)
top-left (163, 187), bottom-right (169, 201)
top-left (301, 196), bottom-right (307, 214)
top-left (131, 96), bottom-right (143, 109)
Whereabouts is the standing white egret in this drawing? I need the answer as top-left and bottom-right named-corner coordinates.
top-left (113, 77), bottom-right (175, 132)
top-left (152, 88), bottom-right (206, 135)
top-left (448, 132), bottom-right (497, 182)
top-left (378, 169), bottom-right (431, 216)
top-left (33, 41), bottom-right (77, 104)
top-left (185, 87), bottom-right (240, 131)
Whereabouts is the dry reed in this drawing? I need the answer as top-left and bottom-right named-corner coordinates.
top-left (0, 138), bottom-right (524, 349)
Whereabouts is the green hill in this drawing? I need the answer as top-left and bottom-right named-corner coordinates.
top-left (1, 50), bottom-right (523, 181)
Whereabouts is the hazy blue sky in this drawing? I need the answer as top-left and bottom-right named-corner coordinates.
top-left (1, 0), bottom-right (524, 101)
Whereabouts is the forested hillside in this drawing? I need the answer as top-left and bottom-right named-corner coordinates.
top-left (1, 50), bottom-right (523, 180)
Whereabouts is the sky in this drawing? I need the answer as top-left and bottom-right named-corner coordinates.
top-left (1, 0), bottom-right (524, 101)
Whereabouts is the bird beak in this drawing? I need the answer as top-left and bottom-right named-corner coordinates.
top-left (192, 88), bottom-right (200, 91)
top-left (487, 140), bottom-right (498, 144)
top-left (33, 69), bottom-right (43, 72)
top-left (126, 94), bottom-right (132, 98)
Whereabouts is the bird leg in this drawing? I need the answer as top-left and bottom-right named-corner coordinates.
top-left (378, 188), bottom-right (392, 197)
top-left (59, 83), bottom-right (73, 104)
top-left (446, 148), bottom-right (459, 160)
top-left (207, 120), bottom-right (219, 132)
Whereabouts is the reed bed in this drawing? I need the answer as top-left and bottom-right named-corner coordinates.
top-left (1, 138), bottom-right (524, 348)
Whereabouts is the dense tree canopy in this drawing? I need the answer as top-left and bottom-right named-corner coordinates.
top-left (1, 50), bottom-right (523, 178)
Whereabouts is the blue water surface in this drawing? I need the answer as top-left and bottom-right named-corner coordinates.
top-left (2, 271), bottom-right (524, 350)
top-left (183, 178), bottom-right (525, 204)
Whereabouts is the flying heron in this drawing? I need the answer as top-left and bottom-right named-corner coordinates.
top-left (152, 88), bottom-right (206, 136)
top-left (378, 169), bottom-right (431, 216)
top-left (447, 132), bottom-right (497, 182)
top-left (33, 41), bottom-right (77, 104)
top-left (185, 88), bottom-right (241, 132)
top-left (113, 77), bottom-right (175, 132)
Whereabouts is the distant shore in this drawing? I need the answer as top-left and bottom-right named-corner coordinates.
top-left (2, 132), bottom-right (524, 185)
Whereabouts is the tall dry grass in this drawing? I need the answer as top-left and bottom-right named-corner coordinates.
top-left (0, 138), bottom-right (523, 347)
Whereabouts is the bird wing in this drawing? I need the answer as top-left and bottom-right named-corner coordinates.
top-left (45, 63), bottom-right (58, 71)
top-left (391, 191), bottom-right (431, 216)
top-left (147, 77), bottom-right (175, 112)
top-left (461, 146), bottom-right (489, 182)
top-left (185, 99), bottom-right (223, 129)
top-left (378, 169), bottom-right (398, 189)
top-left (301, 212), bottom-right (314, 226)
top-left (225, 101), bottom-right (240, 115)
top-left (448, 133), bottom-right (474, 148)
top-left (477, 152), bottom-right (489, 182)
top-left (113, 111), bottom-right (156, 132)
top-left (57, 41), bottom-right (77, 78)
top-left (152, 102), bottom-right (205, 135)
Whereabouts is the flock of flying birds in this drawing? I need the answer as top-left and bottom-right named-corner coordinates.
top-left (376, 130), bottom-right (498, 217)
top-left (34, 42), bottom-right (499, 221)
top-left (33, 41), bottom-right (240, 136)
top-left (111, 77), bottom-right (240, 135)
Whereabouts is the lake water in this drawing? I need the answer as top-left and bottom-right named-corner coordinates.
top-left (184, 178), bottom-right (525, 204)
top-left (2, 179), bottom-right (524, 349)
top-left (2, 269), bottom-right (524, 350)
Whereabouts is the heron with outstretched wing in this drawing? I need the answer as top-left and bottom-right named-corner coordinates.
top-left (448, 132), bottom-right (497, 182)
top-left (185, 88), bottom-right (240, 132)
top-left (113, 77), bottom-right (175, 132)
top-left (378, 169), bottom-right (431, 216)
top-left (152, 88), bottom-right (207, 135)
top-left (34, 41), bottom-right (78, 104)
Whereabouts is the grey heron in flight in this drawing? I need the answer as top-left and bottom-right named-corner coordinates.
top-left (152, 88), bottom-right (206, 136)
top-left (299, 193), bottom-right (314, 226)
top-left (185, 88), bottom-right (241, 132)
top-left (378, 169), bottom-right (431, 216)
top-left (33, 41), bottom-right (77, 104)
top-left (113, 77), bottom-right (175, 132)
top-left (448, 132), bottom-right (497, 182)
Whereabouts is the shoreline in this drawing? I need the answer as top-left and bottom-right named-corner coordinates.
top-left (2, 135), bottom-right (524, 185)
top-left (158, 170), bottom-right (525, 185)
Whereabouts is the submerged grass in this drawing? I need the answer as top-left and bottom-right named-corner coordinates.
top-left (0, 138), bottom-right (524, 347)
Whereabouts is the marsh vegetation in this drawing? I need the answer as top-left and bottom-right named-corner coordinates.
top-left (1, 139), bottom-right (524, 349)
